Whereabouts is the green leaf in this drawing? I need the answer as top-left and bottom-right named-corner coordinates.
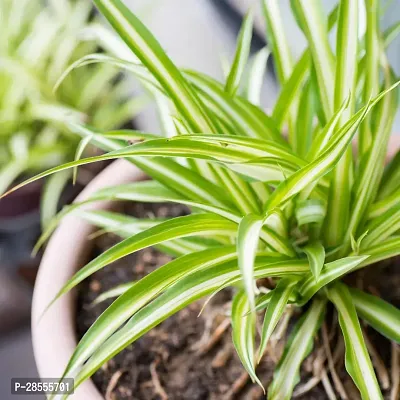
top-left (54, 53), bottom-right (161, 95)
top-left (264, 82), bottom-right (400, 213)
top-left (358, 236), bottom-right (400, 267)
top-left (258, 278), bottom-right (298, 363)
top-left (382, 20), bottom-right (400, 46)
top-left (349, 287), bottom-right (400, 344)
top-left (237, 214), bottom-right (264, 308)
top-left (325, 0), bottom-right (358, 248)
top-left (261, 0), bottom-right (292, 83)
top-left (345, 69), bottom-right (399, 254)
top-left (369, 186), bottom-right (400, 219)
top-left (36, 180), bottom-right (293, 256)
top-left (262, 0), bottom-right (302, 150)
top-left (350, 230), bottom-right (369, 254)
top-left (70, 257), bottom-right (309, 389)
top-left (87, 181), bottom-right (241, 222)
top-left (60, 246), bottom-right (238, 380)
top-left (295, 199), bottom-right (326, 226)
top-left (246, 47), bottom-right (269, 105)
top-left (298, 255), bottom-right (369, 304)
top-left (72, 135), bottom-right (93, 185)
top-left (268, 298), bottom-right (326, 400)
top-left (85, 134), bottom-right (283, 215)
top-left (306, 95), bottom-right (349, 160)
top-left (158, 134), bottom-right (299, 163)
top-left (378, 150), bottom-right (400, 200)
top-left (75, 209), bottom-right (214, 257)
top-left (301, 241), bottom-right (325, 281)
top-left (40, 169), bottom-right (71, 230)
top-left (185, 71), bottom-right (284, 142)
top-left (92, 0), bottom-right (214, 133)
top-left (11, 123), bottom-right (237, 210)
top-left (225, 9), bottom-right (253, 97)
top-left (291, 0), bottom-right (335, 121)
top-left (265, 209), bottom-right (288, 239)
top-left (333, 0), bottom-right (359, 119)
top-left (228, 157), bottom-right (300, 183)
top-left (254, 291), bottom-right (273, 312)
top-left (361, 203), bottom-right (400, 249)
top-left (272, 51), bottom-right (309, 129)
top-left (272, 5), bottom-right (338, 130)
top-left (265, 102), bottom-right (358, 211)
top-left (295, 79), bottom-right (315, 158)
top-left (231, 290), bottom-right (264, 389)
top-left (92, 281), bottom-right (136, 305)
top-left (328, 283), bottom-right (383, 400)
top-left (358, 0), bottom-right (380, 156)
top-left (50, 214), bottom-right (238, 304)
top-left (0, 159), bottom-right (27, 196)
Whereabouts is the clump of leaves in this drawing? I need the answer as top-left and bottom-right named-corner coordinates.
top-left (0, 0), bottom-right (145, 223)
top-left (6, 0), bottom-right (400, 398)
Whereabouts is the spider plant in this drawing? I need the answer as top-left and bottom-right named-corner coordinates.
top-left (0, 0), bottom-right (145, 225)
top-left (5, 0), bottom-right (400, 398)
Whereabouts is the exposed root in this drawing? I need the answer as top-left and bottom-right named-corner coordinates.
top-left (88, 228), bottom-right (109, 240)
top-left (196, 318), bottom-right (231, 355)
top-left (150, 359), bottom-right (168, 400)
top-left (363, 328), bottom-right (390, 390)
top-left (190, 309), bottom-right (219, 352)
top-left (293, 376), bottom-right (321, 397)
top-left (211, 342), bottom-right (232, 369)
top-left (332, 335), bottom-right (345, 366)
top-left (321, 369), bottom-right (337, 400)
top-left (322, 323), bottom-right (348, 399)
top-left (391, 342), bottom-right (399, 400)
top-left (342, 377), bottom-right (361, 400)
top-left (271, 306), bottom-right (293, 343)
top-left (312, 346), bottom-right (327, 374)
top-left (356, 269), bottom-right (365, 291)
top-left (247, 385), bottom-right (265, 399)
top-left (268, 307), bottom-right (293, 363)
top-left (223, 371), bottom-right (249, 400)
top-left (284, 316), bottom-right (349, 400)
top-left (367, 285), bottom-right (381, 297)
top-left (105, 369), bottom-right (126, 400)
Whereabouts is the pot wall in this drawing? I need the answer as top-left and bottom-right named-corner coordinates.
top-left (31, 160), bottom-right (146, 400)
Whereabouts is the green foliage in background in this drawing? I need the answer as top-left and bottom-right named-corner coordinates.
top-left (7, 0), bottom-right (400, 398)
top-left (0, 0), bottom-right (144, 204)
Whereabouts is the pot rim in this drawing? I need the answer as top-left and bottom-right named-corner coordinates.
top-left (31, 159), bottom-right (146, 400)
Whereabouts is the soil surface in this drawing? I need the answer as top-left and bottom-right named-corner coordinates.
top-left (76, 203), bottom-right (399, 400)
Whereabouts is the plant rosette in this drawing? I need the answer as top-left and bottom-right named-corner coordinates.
top-left (32, 137), bottom-right (400, 400)
top-left (8, 0), bottom-right (400, 398)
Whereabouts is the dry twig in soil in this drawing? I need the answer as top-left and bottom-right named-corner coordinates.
top-left (322, 323), bottom-right (348, 399)
top-left (362, 328), bottom-right (390, 390)
top-left (391, 342), bottom-right (399, 400)
top-left (105, 369), bottom-right (126, 400)
top-left (150, 359), bottom-right (168, 400)
top-left (196, 317), bottom-right (231, 355)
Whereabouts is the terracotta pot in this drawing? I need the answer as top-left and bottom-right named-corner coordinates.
top-left (32, 159), bottom-right (146, 399)
top-left (31, 137), bottom-right (400, 399)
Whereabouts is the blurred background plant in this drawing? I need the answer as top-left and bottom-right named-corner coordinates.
top-left (0, 0), bottom-right (148, 346)
top-left (0, 0), bottom-right (146, 199)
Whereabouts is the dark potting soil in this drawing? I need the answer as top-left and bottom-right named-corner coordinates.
top-left (76, 203), bottom-right (399, 400)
